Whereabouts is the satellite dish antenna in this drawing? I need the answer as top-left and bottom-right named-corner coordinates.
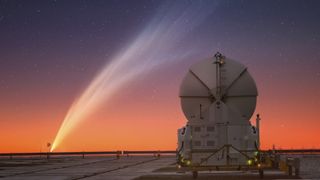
top-left (177, 52), bottom-right (259, 167)
top-left (180, 52), bottom-right (257, 124)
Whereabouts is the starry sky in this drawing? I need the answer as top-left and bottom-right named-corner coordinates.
top-left (1, 0), bottom-right (320, 152)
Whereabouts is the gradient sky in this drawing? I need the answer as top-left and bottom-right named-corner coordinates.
top-left (1, 0), bottom-right (320, 153)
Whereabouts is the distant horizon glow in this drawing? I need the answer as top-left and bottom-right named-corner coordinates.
top-left (51, 1), bottom-right (218, 152)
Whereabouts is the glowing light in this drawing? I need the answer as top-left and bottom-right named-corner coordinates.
top-left (51, 1), bottom-right (218, 152)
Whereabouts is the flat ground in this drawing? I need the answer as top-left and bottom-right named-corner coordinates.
top-left (0, 155), bottom-right (318, 180)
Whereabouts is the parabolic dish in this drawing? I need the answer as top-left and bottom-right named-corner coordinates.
top-left (180, 55), bottom-right (258, 124)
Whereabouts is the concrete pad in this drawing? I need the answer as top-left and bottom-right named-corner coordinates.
top-left (0, 155), bottom-right (319, 180)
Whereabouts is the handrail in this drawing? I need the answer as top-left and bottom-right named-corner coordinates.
top-left (0, 150), bottom-right (177, 157)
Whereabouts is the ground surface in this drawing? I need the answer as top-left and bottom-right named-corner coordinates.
top-left (0, 155), bottom-right (319, 180)
top-left (289, 155), bottom-right (320, 179)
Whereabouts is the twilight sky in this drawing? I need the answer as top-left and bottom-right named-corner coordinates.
top-left (1, 0), bottom-right (320, 152)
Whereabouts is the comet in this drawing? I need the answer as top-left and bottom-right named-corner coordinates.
top-left (51, 1), bottom-right (218, 152)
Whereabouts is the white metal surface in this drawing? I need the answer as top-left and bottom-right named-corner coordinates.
top-left (180, 57), bottom-right (257, 125)
top-left (177, 53), bottom-right (259, 166)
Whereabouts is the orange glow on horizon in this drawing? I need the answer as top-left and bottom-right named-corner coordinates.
top-left (1, 65), bottom-right (320, 153)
